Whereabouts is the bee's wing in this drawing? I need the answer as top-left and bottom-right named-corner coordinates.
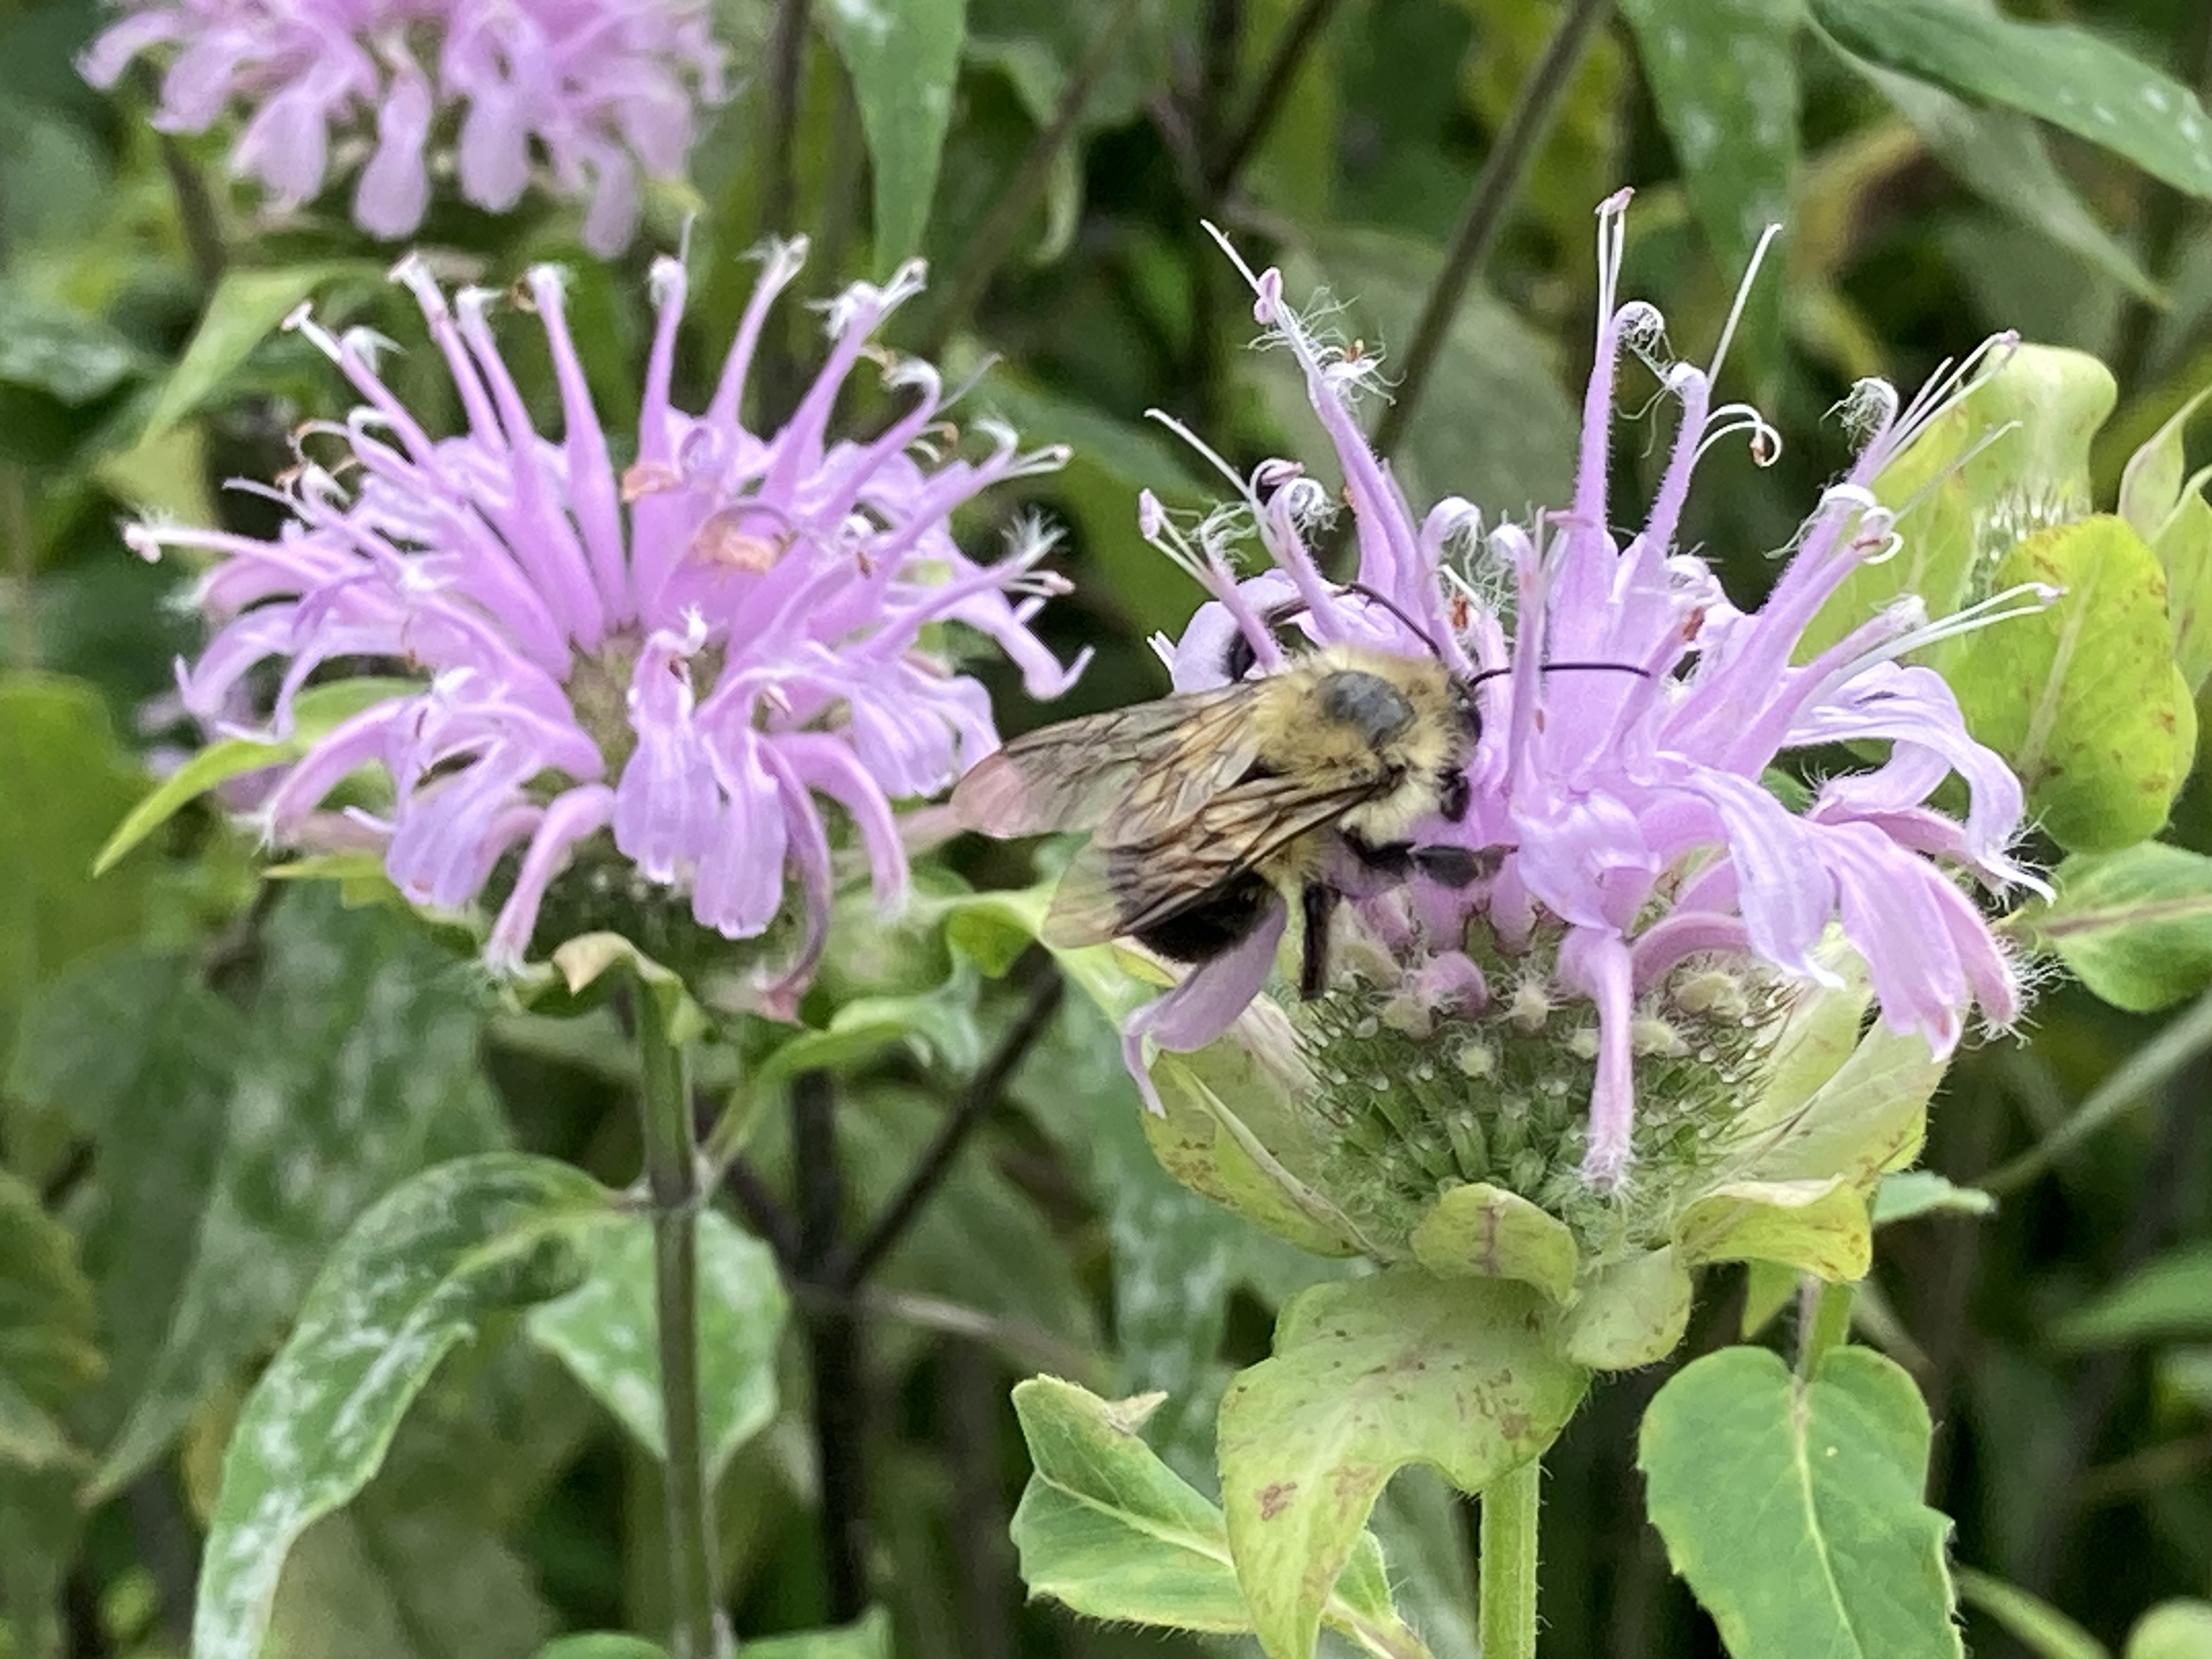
top-left (952, 685), bottom-right (1263, 840)
top-left (1040, 774), bottom-right (1379, 948)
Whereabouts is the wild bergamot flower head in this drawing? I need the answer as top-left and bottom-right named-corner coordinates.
top-left (1122, 191), bottom-right (2036, 1231)
top-left (81, 0), bottom-right (729, 253)
top-left (128, 241), bottom-right (1084, 1012)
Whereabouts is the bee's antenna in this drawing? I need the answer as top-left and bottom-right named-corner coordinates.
top-left (1335, 581), bottom-right (1448, 661)
top-left (1464, 661), bottom-right (1651, 690)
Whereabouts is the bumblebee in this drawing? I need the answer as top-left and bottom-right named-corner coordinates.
top-left (952, 636), bottom-right (1491, 1001)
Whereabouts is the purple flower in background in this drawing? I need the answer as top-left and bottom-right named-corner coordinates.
top-left (80, 0), bottom-right (729, 253)
top-left (127, 241), bottom-right (1083, 1010)
top-left (1132, 191), bottom-right (2039, 1190)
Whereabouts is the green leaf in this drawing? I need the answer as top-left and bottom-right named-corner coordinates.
top-left (1838, 62), bottom-right (2158, 302)
top-left (1674, 1177), bottom-right (1872, 1282)
top-left (821, 0), bottom-right (968, 268)
top-left (262, 1503), bottom-right (555, 1659)
top-left (193, 1153), bottom-right (612, 1659)
top-left (526, 1209), bottom-right (786, 1483)
top-left (744, 1608), bottom-right (894, 1659)
top-left (0, 282), bottom-right (146, 403)
top-left (2054, 1243), bottom-right (2212, 1350)
top-left (1739, 991), bottom-right (1945, 1190)
top-left (1638, 1346), bottom-right (1961, 1659)
top-left (1809, 0), bottom-right (2212, 199)
top-left (2117, 392), bottom-right (2212, 691)
top-left (140, 263), bottom-right (376, 441)
top-left (0, 673), bottom-right (153, 1065)
top-left (1408, 1181), bottom-right (1579, 1301)
top-left (1216, 1270), bottom-right (1587, 1659)
top-left (1946, 517), bottom-right (2194, 853)
top-left (1873, 1171), bottom-right (1996, 1226)
top-left (93, 737), bottom-right (287, 874)
top-left (1955, 1568), bottom-right (2109, 1659)
top-left (2129, 1602), bottom-right (2212, 1659)
top-left (1007, 1377), bottom-right (1419, 1650)
top-left (1274, 229), bottom-right (1579, 515)
top-left (2012, 844), bottom-right (2212, 1013)
top-left (0, 1465), bottom-right (80, 1659)
top-left (90, 893), bottom-right (511, 1499)
top-left (1618, 0), bottom-right (1797, 386)
top-left (0, 1168), bottom-right (100, 1468)
top-left (1559, 1246), bottom-right (1695, 1370)
top-left (532, 1638), bottom-right (672, 1659)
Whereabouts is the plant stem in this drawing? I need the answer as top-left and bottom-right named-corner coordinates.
top-left (1478, 1460), bottom-right (1542, 1659)
top-left (1368, 0), bottom-right (1615, 467)
top-left (755, 0), bottom-right (811, 428)
top-left (1204, 0), bottom-right (1349, 199)
top-left (635, 989), bottom-right (719, 1659)
top-left (793, 1070), bottom-right (871, 1622)
top-left (914, 0), bottom-right (1149, 359)
top-left (833, 969), bottom-right (1062, 1287)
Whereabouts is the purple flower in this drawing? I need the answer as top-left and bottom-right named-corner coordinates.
top-left (127, 241), bottom-right (1084, 1011)
top-left (1130, 191), bottom-right (2038, 1191)
top-left (80, 0), bottom-right (729, 254)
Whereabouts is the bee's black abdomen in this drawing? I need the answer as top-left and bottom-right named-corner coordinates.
top-left (1134, 868), bottom-right (1276, 964)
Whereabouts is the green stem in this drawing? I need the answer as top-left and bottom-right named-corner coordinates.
top-left (635, 989), bottom-right (720, 1659)
top-left (1478, 1460), bottom-right (1542, 1659)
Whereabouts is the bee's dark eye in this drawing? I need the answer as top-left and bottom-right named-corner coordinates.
top-left (1438, 768), bottom-right (1470, 823)
top-left (1222, 630), bottom-right (1260, 682)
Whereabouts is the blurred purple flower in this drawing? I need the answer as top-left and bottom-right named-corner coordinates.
top-left (1132, 191), bottom-right (2039, 1189)
top-left (127, 241), bottom-right (1084, 1009)
top-left (80, 0), bottom-right (729, 254)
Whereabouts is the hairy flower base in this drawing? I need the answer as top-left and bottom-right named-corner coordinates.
top-left (1296, 937), bottom-right (1798, 1255)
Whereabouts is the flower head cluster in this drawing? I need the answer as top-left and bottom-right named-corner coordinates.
top-left (129, 241), bottom-right (1083, 1010)
top-left (1131, 192), bottom-right (2036, 1206)
top-left (81, 0), bottom-right (728, 253)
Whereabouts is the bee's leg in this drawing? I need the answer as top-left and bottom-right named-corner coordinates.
top-left (1341, 832), bottom-right (1414, 877)
top-left (1299, 882), bottom-right (1340, 1000)
top-left (1410, 844), bottom-right (1510, 888)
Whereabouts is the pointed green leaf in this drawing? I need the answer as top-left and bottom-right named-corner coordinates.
top-left (1409, 1182), bottom-right (1579, 1302)
top-left (1874, 1171), bottom-right (1995, 1226)
top-left (821, 0), bottom-right (967, 268)
top-left (1947, 516), bottom-right (2193, 853)
top-left (1638, 1346), bottom-right (1961, 1659)
top-left (1675, 1177), bottom-right (1872, 1282)
top-left (1560, 1246), bottom-right (1694, 1369)
top-left (2129, 1602), bottom-right (2212, 1659)
top-left (193, 1153), bottom-right (612, 1659)
top-left (1217, 1270), bottom-right (1587, 1659)
top-left (1844, 64), bottom-right (2157, 301)
top-left (1740, 1005), bottom-right (1945, 1189)
top-left (140, 263), bottom-right (378, 440)
top-left (526, 1209), bottom-right (786, 1483)
top-left (2054, 1243), bottom-right (2212, 1350)
top-left (1007, 1377), bottom-right (1420, 1651)
top-left (93, 737), bottom-right (287, 874)
top-left (92, 894), bottom-right (510, 1499)
top-left (1618, 0), bottom-right (1797, 386)
top-left (2012, 844), bottom-right (2212, 1013)
top-left (744, 1609), bottom-right (893, 1659)
top-left (2118, 392), bottom-right (2212, 690)
top-left (1810, 0), bottom-right (2212, 199)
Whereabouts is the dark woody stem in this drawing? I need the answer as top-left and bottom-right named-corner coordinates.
top-left (1367, 0), bottom-right (1615, 467)
top-left (635, 988), bottom-right (720, 1659)
top-left (915, 0), bottom-right (1149, 360)
top-left (1203, 0), bottom-right (1351, 200)
top-left (792, 1069), bottom-right (871, 1621)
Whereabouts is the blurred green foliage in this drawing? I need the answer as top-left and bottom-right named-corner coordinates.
top-left (8, 0), bottom-right (2212, 1655)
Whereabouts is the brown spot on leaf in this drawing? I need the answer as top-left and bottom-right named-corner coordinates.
top-left (1258, 1481), bottom-right (1297, 1520)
